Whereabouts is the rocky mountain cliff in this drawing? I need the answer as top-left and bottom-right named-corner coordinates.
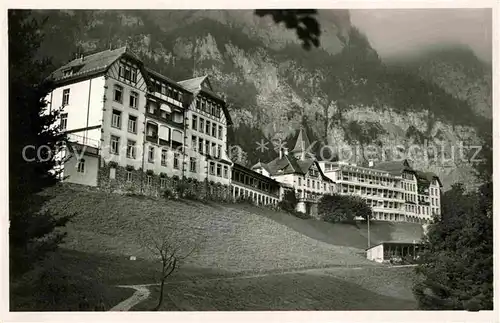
top-left (32, 10), bottom-right (492, 191)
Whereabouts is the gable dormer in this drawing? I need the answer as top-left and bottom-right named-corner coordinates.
top-left (201, 77), bottom-right (213, 91)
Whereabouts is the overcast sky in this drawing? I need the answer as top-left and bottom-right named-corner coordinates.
top-left (350, 9), bottom-right (492, 62)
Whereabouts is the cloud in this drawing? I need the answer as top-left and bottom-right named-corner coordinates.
top-left (350, 9), bottom-right (492, 62)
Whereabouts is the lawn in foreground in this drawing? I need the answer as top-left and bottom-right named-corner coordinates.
top-left (132, 266), bottom-right (417, 311)
top-left (42, 187), bottom-right (377, 273)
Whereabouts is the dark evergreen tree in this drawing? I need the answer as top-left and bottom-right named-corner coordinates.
top-left (413, 181), bottom-right (493, 310)
top-left (9, 10), bottom-right (71, 278)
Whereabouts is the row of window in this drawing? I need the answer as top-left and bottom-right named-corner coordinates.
top-left (429, 187), bottom-right (439, 196)
top-left (195, 97), bottom-right (221, 118)
top-left (114, 84), bottom-right (139, 109)
top-left (119, 62), bottom-right (138, 84)
top-left (404, 193), bottom-right (417, 203)
top-left (209, 161), bottom-right (230, 179)
top-left (403, 182), bottom-right (416, 192)
top-left (111, 109), bottom-right (138, 133)
top-left (340, 173), bottom-right (398, 188)
top-left (339, 171), bottom-right (395, 184)
top-left (430, 197), bottom-right (440, 206)
top-left (342, 185), bottom-right (402, 199)
top-left (191, 135), bottom-right (222, 158)
top-left (232, 171), bottom-right (276, 194)
top-left (233, 186), bottom-right (278, 206)
top-left (363, 198), bottom-right (404, 209)
top-left (405, 203), bottom-right (434, 216)
top-left (297, 177), bottom-right (329, 192)
top-left (150, 77), bottom-right (184, 102)
top-left (191, 115), bottom-right (223, 140)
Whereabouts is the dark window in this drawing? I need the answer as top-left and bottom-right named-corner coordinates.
top-left (62, 89), bottom-right (70, 106)
top-left (161, 149), bottom-right (168, 166)
top-left (111, 110), bottom-right (122, 129)
top-left (129, 91), bottom-right (138, 108)
top-left (60, 113), bottom-right (68, 130)
top-left (127, 140), bottom-right (136, 159)
top-left (110, 136), bottom-right (120, 155)
top-left (148, 146), bottom-right (155, 163)
top-left (190, 158), bottom-right (197, 173)
top-left (174, 153), bottom-right (180, 169)
top-left (192, 115), bottom-right (197, 131)
top-left (114, 85), bottom-right (123, 103)
top-left (128, 115), bottom-right (137, 133)
top-left (77, 159), bottom-right (85, 173)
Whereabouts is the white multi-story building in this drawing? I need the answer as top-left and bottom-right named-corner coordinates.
top-left (253, 128), bottom-right (442, 223)
top-left (318, 159), bottom-right (441, 223)
top-left (46, 47), bottom-right (233, 193)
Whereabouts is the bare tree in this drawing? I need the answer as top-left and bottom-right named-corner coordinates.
top-left (138, 213), bottom-right (204, 311)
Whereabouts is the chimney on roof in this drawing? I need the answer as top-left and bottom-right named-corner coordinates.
top-left (80, 54), bottom-right (84, 62)
top-left (368, 160), bottom-right (374, 168)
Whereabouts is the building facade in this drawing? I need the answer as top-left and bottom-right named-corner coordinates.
top-left (252, 129), bottom-right (335, 217)
top-left (318, 159), bottom-right (441, 224)
top-left (46, 47), bottom-right (233, 194)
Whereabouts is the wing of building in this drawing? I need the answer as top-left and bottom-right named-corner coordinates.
top-left (46, 46), bottom-right (232, 195)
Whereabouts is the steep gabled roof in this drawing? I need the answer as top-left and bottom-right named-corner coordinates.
top-left (291, 128), bottom-right (312, 154)
top-left (251, 161), bottom-right (271, 173)
top-left (178, 75), bottom-right (208, 92)
top-left (49, 46), bottom-right (152, 90)
top-left (178, 75), bottom-right (233, 126)
top-left (415, 170), bottom-right (443, 187)
top-left (50, 47), bottom-right (126, 83)
top-left (265, 155), bottom-right (297, 176)
top-left (373, 159), bottom-right (413, 176)
top-left (263, 154), bottom-right (332, 182)
top-left (145, 67), bottom-right (187, 92)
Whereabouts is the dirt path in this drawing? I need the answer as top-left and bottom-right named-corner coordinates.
top-left (109, 285), bottom-right (151, 311)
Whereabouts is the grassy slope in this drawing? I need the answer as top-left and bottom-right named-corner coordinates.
top-left (42, 186), bottom-right (381, 273)
top-left (133, 267), bottom-right (417, 311)
top-left (250, 204), bottom-right (424, 249)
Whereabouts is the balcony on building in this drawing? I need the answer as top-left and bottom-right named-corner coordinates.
top-left (146, 98), bottom-right (184, 130)
top-left (66, 132), bottom-right (100, 156)
top-left (145, 121), bottom-right (183, 148)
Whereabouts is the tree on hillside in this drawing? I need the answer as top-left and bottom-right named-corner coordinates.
top-left (413, 182), bottom-right (493, 310)
top-left (138, 214), bottom-right (204, 311)
top-left (9, 10), bottom-right (72, 278)
top-left (318, 194), bottom-right (372, 223)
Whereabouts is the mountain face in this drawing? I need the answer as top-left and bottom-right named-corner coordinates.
top-left (31, 10), bottom-right (491, 191)
top-left (386, 45), bottom-right (492, 119)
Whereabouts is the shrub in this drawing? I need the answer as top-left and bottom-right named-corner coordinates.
top-left (10, 255), bottom-right (111, 311)
top-left (278, 189), bottom-right (298, 212)
top-left (235, 195), bottom-right (254, 205)
top-left (290, 210), bottom-right (312, 220)
top-left (163, 187), bottom-right (175, 199)
top-left (318, 194), bottom-right (372, 224)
